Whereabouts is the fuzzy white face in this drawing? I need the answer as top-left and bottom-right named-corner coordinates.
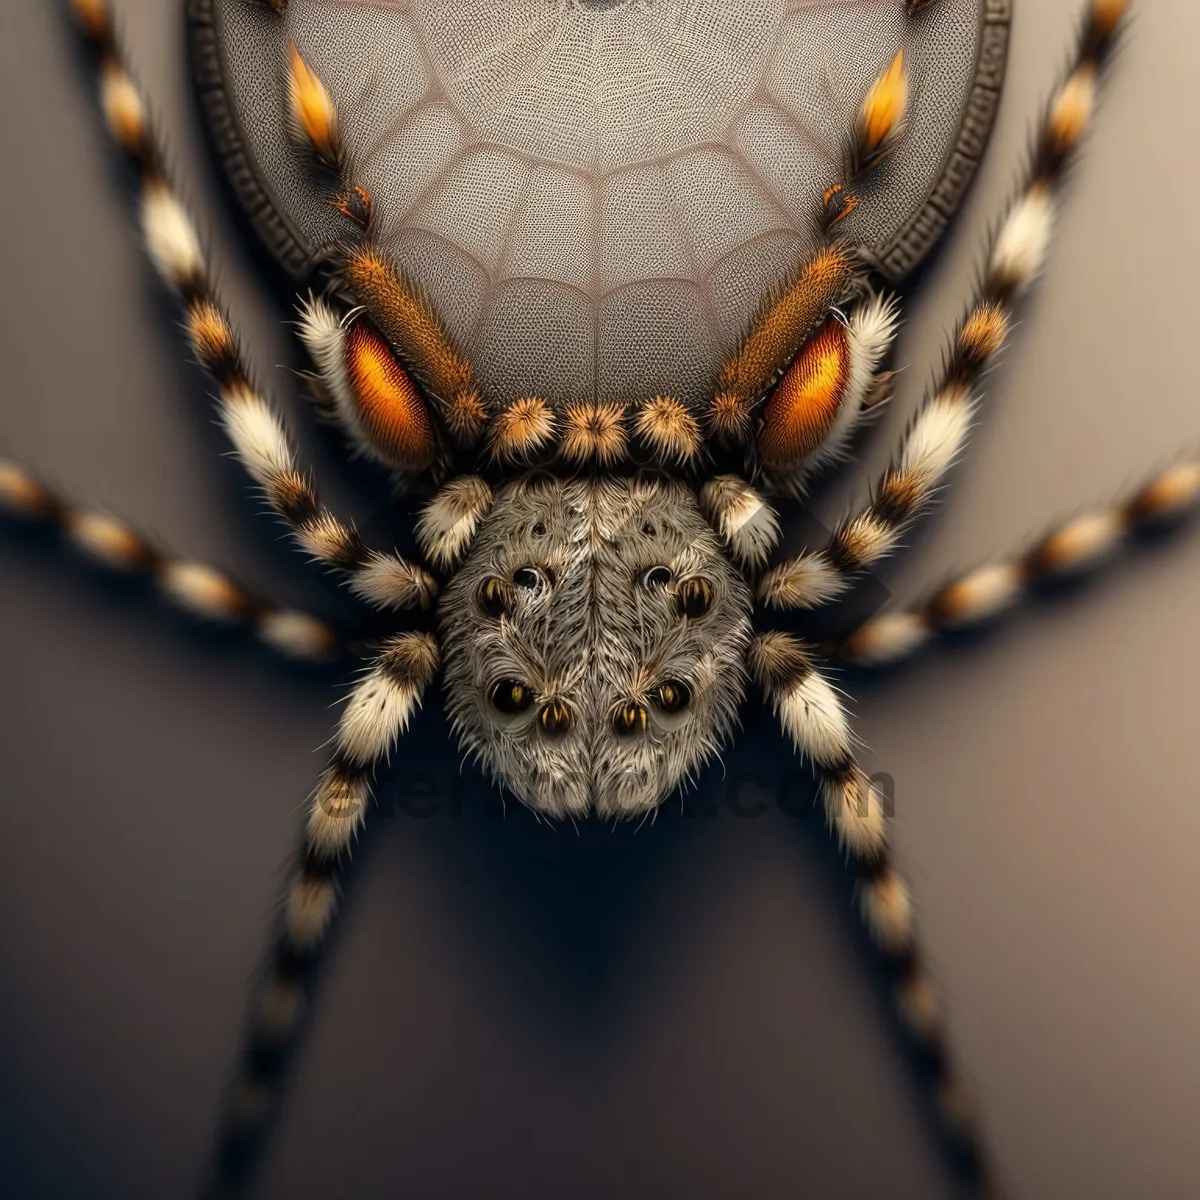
top-left (439, 475), bottom-right (753, 818)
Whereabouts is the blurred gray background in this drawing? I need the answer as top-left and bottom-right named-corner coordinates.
top-left (1, 2), bottom-right (1198, 1197)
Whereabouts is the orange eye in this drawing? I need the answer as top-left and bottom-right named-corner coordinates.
top-left (613, 703), bottom-right (648, 737)
top-left (343, 320), bottom-right (435, 471)
top-left (759, 320), bottom-right (850, 470)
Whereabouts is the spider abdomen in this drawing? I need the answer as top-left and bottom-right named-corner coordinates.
top-left (196, 0), bottom-right (1008, 413)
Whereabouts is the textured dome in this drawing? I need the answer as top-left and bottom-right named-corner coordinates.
top-left (192, 0), bottom-right (1010, 411)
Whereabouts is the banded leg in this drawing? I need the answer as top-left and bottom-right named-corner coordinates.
top-left (759, 0), bottom-right (1129, 613)
top-left (204, 632), bottom-right (439, 1194)
top-left (69, 1), bottom-right (435, 611)
top-left (750, 632), bottom-right (1001, 1188)
top-left (832, 459), bottom-right (1200, 667)
top-left (0, 461), bottom-right (346, 664)
top-left (281, 48), bottom-right (487, 449)
top-left (709, 44), bottom-right (911, 444)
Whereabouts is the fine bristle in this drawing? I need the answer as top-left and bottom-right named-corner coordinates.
top-left (699, 476), bottom-right (781, 569)
top-left (956, 301), bottom-right (1010, 372)
top-left (337, 665), bottom-right (424, 766)
top-left (348, 550), bottom-right (437, 611)
top-left (748, 630), bottom-right (815, 694)
top-left (307, 763), bottom-right (368, 861)
top-left (331, 183), bottom-right (373, 229)
top-left (775, 669), bottom-right (854, 770)
top-left (821, 767), bottom-right (887, 861)
top-left (286, 44), bottom-right (343, 175)
top-left (852, 49), bottom-right (909, 176)
top-left (758, 550), bottom-right (848, 610)
top-left (186, 298), bottom-right (239, 383)
top-left (635, 395), bottom-right (702, 465)
top-left (560, 402), bottom-right (628, 467)
top-left (487, 396), bottom-right (556, 463)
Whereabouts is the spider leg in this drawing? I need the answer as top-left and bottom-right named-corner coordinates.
top-left (750, 631), bottom-right (1000, 1188)
top-left (69, 1), bottom-right (436, 612)
top-left (831, 459), bottom-right (1200, 667)
top-left (699, 475), bottom-right (782, 571)
top-left (204, 632), bottom-right (440, 1193)
top-left (0, 460), bottom-right (347, 664)
top-left (280, 46), bottom-right (488, 451)
top-left (710, 245), bottom-right (863, 443)
top-left (414, 475), bottom-right (494, 571)
top-left (759, 0), bottom-right (1129, 613)
top-left (707, 42), bottom-right (912, 445)
top-left (756, 293), bottom-right (902, 498)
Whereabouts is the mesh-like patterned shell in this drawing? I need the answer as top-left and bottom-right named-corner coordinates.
top-left (191, 0), bottom-right (1010, 412)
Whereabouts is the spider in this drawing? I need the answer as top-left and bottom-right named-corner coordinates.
top-left (2, 0), bottom-right (1194, 1196)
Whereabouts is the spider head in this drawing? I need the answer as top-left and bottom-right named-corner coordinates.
top-left (438, 474), bottom-right (753, 819)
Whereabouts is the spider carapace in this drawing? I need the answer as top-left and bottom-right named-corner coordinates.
top-left (6, 1), bottom-right (1185, 1196)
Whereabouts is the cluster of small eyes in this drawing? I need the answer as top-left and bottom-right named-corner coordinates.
top-left (476, 562), bottom-right (711, 737)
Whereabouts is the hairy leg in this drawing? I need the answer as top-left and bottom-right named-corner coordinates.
top-left (760, 0), bottom-right (1129, 613)
top-left (751, 631), bottom-right (1002, 1190)
top-left (833, 459), bottom-right (1200, 667)
top-left (69, 0), bottom-right (435, 611)
top-left (0, 460), bottom-right (348, 664)
top-left (279, 45), bottom-right (487, 451)
top-left (203, 631), bottom-right (439, 1194)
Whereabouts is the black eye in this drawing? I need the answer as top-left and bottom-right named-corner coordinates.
top-left (513, 565), bottom-right (549, 590)
top-left (652, 681), bottom-right (691, 714)
top-left (490, 680), bottom-right (533, 715)
top-left (641, 565), bottom-right (673, 590)
top-left (612, 703), bottom-right (648, 736)
top-left (477, 577), bottom-right (510, 618)
top-left (675, 577), bottom-right (713, 618)
top-left (531, 522), bottom-right (546, 537)
top-left (539, 700), bottom-right (573, 736)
